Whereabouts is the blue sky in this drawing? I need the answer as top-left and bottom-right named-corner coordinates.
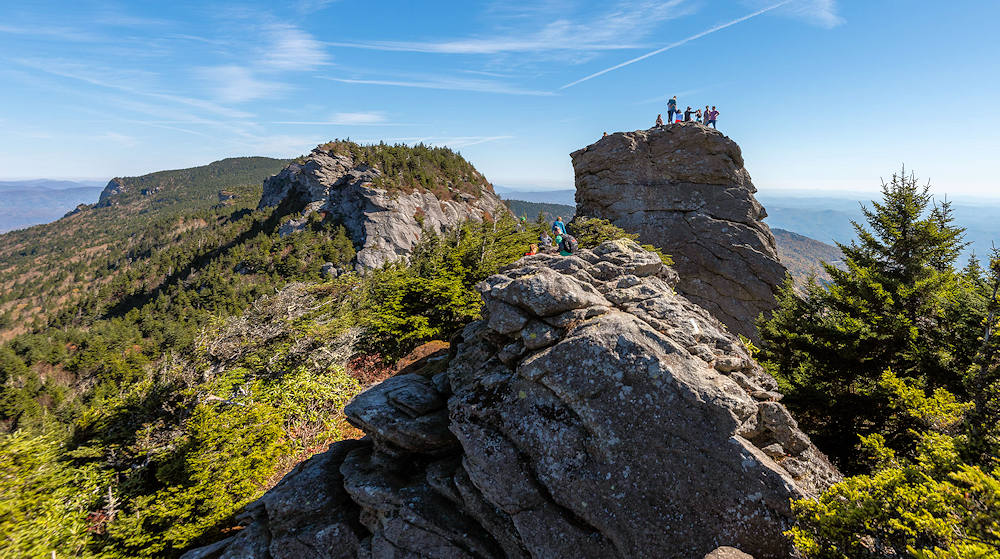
top-left (1, 1), bottom-right (998, 197)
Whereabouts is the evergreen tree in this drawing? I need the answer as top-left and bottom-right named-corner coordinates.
top-left (759, 168), bottom-right (981, 470)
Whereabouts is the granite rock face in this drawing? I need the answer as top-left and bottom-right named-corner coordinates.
top-left (185, 240), bottom-right (838, 559)
top-left (96, 178), bottom-right (127, 207)
top-left (572, 124), bottom-right (787, 341)
top-left (259, 145), bottom-right (505, 270)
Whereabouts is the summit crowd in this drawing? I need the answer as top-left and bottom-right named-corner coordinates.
top-left (655, 95), bottom-right (720, 128)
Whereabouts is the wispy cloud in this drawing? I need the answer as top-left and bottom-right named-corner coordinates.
top-left (197, 65), bottom-right (288, 103)
top-left (273, 112), bottom-right (392, 125)
top-left (12, 58), bottom-right (253, 119)
top-left (561, 1), bottom-right (792, 89)
top-left (294, 0), bottom-right (340, 14)
top-left (0, 23), bottom-right (99, 42)
top-left (322, 75), bottom-right (553, 96)
top-left (763, 0), bottom-right (844, 28)
top-left (97, 132), bottom-right (138, 146)
top-left (327, 0), bottom-right (692, 55)
top-left (260, 23), bottom-right (330, 70)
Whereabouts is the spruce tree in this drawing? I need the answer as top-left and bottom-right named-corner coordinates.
top-left (758, 168), bottom-right (978, 470)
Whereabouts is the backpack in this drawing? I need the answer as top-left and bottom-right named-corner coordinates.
top-left (565, 235), bottom-right (578, 254)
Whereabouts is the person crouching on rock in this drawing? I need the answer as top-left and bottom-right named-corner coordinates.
top-left (695, 109), bottom-right (702, 124)
top-left (655, 113), bottom-right (664, 127)
top-left (684, 106), bottom-right (695, 122)
top-left (525, 243), bottom-right (539, 256)
top-left (555, 234), bottom-right (578, 256)
top-left (540, 231), bottom-right (552, 247)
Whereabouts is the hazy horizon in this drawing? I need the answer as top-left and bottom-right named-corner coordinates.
top-left (1, 1), bottom-right (998, 198)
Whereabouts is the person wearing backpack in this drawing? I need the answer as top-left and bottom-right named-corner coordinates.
top-left (565, 235), bottom-right (579, 254)
top-left (552, 216), bottom-right (567, 236)
top-left (667, 95), bottom-right (677, 124)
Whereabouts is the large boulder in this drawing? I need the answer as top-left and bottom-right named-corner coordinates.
top-left (572, 124), bottom-right (787, 341)
top-left (259, 144), bottom-right (505, 270)
top-left (186, 241), bottom-right (838, 559)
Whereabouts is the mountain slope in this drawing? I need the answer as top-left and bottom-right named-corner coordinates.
top-left (0, 142), bottom-right (532, 557)
top-left (772, 228), bottom-right (843, 284)
top-left (0, 157), bottom-right (288, 338)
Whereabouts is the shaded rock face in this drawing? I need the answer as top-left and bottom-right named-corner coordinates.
top-left (186, 240), bottom-right (838, 559)
top-left (259, 146), bottom-right (505, 270)
top-left (572, 124), bottom-right (787, 341)
top-left (96, 178), bottom-right (127, 207)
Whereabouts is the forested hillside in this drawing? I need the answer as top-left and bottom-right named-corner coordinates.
top-left (0, 144), bottom-right (542, 557)
top-left (0, 157), bottom-right (289, 340)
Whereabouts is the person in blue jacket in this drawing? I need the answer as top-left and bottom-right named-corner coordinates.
top-left (552, 216), bottom-right (567, 236)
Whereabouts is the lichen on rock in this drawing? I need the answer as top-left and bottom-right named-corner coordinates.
top-left (572, 124), bottom-right (787, 341)
top-left (259, 143), bottom-right (506, 271)
top-left (185, 240), bottom-right (837, 559)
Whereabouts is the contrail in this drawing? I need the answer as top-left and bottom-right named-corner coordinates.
top-left (560, 0), bottom-right (792, 89)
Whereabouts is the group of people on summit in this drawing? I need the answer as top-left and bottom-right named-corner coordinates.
top-left (524, 216), bottom-right (578, 257)
top-left (656, 95), bottom-right (719, 128)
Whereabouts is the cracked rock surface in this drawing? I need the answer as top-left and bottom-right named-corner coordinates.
top-left (571, 123), bottom-right (787, 341)
top-left (258, 145), bottom-right (505, 271)
top-left (185, 240), bottom-right (838, 559)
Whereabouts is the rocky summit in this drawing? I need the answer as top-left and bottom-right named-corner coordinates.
top-left (186, 240), bottom-right (839, 559)
top-left (572, 123), bottom-right (787, 341)
top-left (259, 143), bottom-right (505, 270)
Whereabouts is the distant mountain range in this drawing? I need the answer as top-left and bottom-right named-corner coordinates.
top-left (756, 192), bottom-right (1000, 260)
top-left (493, 186), bottom-right (575, 206)
top-left (0, 179), bottom-right (106, 233)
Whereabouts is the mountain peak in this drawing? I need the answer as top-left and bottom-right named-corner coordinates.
top-left (572, 124), bottom-right (787, 340)
top-left (259, 141), bottom-right (506, 270)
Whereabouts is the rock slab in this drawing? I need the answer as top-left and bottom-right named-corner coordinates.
top-left (571, 124), bottom-right (787, 340)
top-left (186, 240), bottom-right (838, 559)
top-left (259, 145), bottom-right (505, 270)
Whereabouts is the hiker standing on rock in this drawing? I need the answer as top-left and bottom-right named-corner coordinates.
top-left (704, 105), bottom-right (711, 126)
top-left (708, 106), bottom-right (720, 128)
top-left (667, 96), bottom-right (677, 124)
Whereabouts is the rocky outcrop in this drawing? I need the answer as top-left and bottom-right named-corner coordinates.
top-left (572, 124), bottom-right (787, 341)
top-left (259, 145), bottom-right (505, 270)
top-left (186, 240), bottom-right (838, 559)
top-left (96, 178), bottom-right (127, 207)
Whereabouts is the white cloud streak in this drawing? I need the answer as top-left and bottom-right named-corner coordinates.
top-left (326, 0), bottom-right (692, 55)
top-left (560, 0), bottom-right (792, 89)
top-left (322, 76), bottom-right (553, 96)
top-left (11, 58), bottom-right (253, 118)
top-left (260, 23), bottom-right (330, 70)
top-left (196, 65), bottom-right (288, 103)
top-left (273, 112), bottom-right (392, 125)
top-left (745, 0), bottom-right (844, 28)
